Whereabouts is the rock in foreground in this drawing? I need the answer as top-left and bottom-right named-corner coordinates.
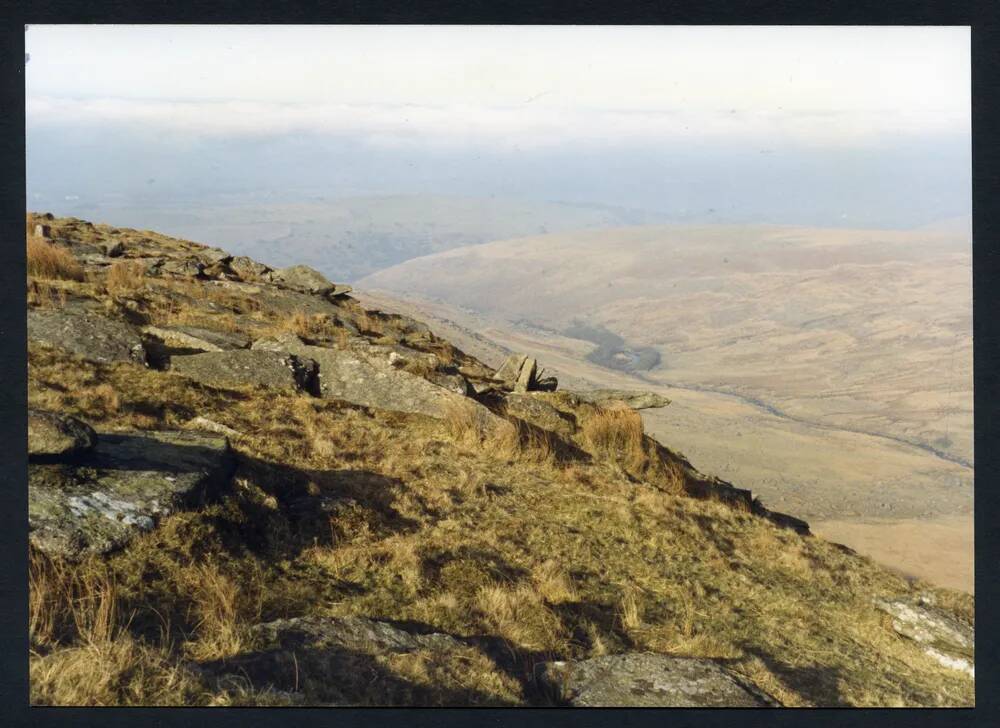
top-left (537, 653), bottom-right (775, 707)
top-left (201, 616), bottom-right (512, 706)
top-left (875, 597), bottom-right (975, 677)
top-left (28, 409), bottom-right (96, 457)
top-left (29, 430), bottom-right (235, 559)
top-left (170, 349), bottom-right (320, 395)
top-left (28, 308), bottom-right (147, 365)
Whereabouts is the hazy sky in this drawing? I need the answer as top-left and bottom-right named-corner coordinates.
top-left (26, 25), bottom-right (969, 148)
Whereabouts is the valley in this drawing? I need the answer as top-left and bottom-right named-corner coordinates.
top-left (356, 285), bottom-right (974, 593)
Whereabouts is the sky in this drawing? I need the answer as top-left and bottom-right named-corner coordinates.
top-left (26, 25), bottom-right (969, 147)
top-left (23, 25), bottom-right (972, 229)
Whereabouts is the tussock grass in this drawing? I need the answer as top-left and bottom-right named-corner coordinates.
top-left (474, 582), bottom-right (567, 652)
top-left (278, 311), bottom-right (350, 347)
top-left (30, 634), bottom-right (212, 706)
top-left (442, 399), bottom-right (559, 466)
top-left (581, 404), bottom-right (646, 470)
top-left (27, 238), bottom-right (84, 282)
top-left (105, 261), bottom-right (146, 296)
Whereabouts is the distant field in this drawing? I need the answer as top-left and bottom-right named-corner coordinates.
top-left (360, 221), bottom-right (973, 467)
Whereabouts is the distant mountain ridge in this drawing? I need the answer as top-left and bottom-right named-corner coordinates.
top-left (31, 194), bottom-right (675, 283)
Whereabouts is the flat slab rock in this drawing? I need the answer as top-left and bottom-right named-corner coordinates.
top-left (143, 325), bottom-right (251, 353)
top-left (29, 430), bottom-right (234, 559)
top-left (253, 332), bottom-right (496, 422)
top-left (573, 389), bottom-right (672, 410)
top-left (28, 308), bottom-right (147, 365)
top-left (170, 349), bottom-right (319, 394)
top-left (875, 597), bottom-right (975, 677)
top-left (537, 653), bottom-right (775, 707)
top-left (201, 616), bottom-right (474, 706)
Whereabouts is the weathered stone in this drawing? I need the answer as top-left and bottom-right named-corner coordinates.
top-left (28, 308), bottom-right (147, 365)
top-left (492, 354), bottom-right (527, 386)
top-left (170, 349), bottom-right (319, 394)
top-left (504, 393), bottom-right (575, 438)
top-left (255, 616), bottom-right (464, 654)
top-left (534, 375), bottom-right (559, 392)
top-left (132, 257), bottom-right (166, 276)
top-left (160, 258), bottom-right (204, 277)
top-left (427, 371), bottom-right (471, 396)
top-left (200, 616), bottom-right (494, 706)
top-left (100, 240), bottom-right (125, 257)
top-left (537, 653), bottom-right (774, 707)
top-left (29, 430), bottom-right (234, 558)
top-left (185, 416), bottom-right (241, 438)
top-left (254, 334), bottom-right (497, 421)
top-left (875, 598), bottom-right (974, 677)
top-left (143, 325), bottom-right (251, 353)
top-left (272, 265), bottom-right (336, 295)
top-left (34, 223), bottom-right (51, 238)
top-left (574, 389), bottom-right (671, 410)
top-left (28, 409), bottom-right (97, 458)
top-left (197, 247), bottom-right (233, 265)
top-left (382, 346), bottom-right (439, 371)
top-left (230, 256), bottom-right (272, 281)
top-left (514, 357), bottom-right (538, 393)
top-left (326, 284), bottom-right (353, 299)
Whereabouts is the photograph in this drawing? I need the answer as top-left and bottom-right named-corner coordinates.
top-left (24, 24), bottom-right (973, 707)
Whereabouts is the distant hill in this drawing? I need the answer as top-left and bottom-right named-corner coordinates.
top-left (360, 222), bottom-right (973, 467)
top-left (41, 194), bottom-right (673, 282)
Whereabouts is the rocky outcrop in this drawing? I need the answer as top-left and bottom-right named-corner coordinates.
top-left (142, 325), bottom-right (251, 353)
top-left (170, 350), bottom-right (320, 395)
top-left (875, 596), bottom-right (974, 677)
top-left (537, 653), bottom-right (775, 707)
top-left (200, 616), bottom-right (499, 706)
top-left (28, 308), bottom-right (147, 365)
top-left (271, 265), bottom-right (338, 295)
top-left (253, 333), bottom-right (492, 421)
top-left (160, 258), bottom-right (205, 277)
top-left (229, 255), bottom-right (272, 281)
top-left (492, 353), bottom-right (558, 393)
top-left (574, 389), bottom-right (671, 410)
top-left (28, 409), bottom-right (97, 457)
top-left (503, 393), bottom-right (576, 438)
top-left (196, 247), bottom-right (233, 266)
top-left (29, 429), bottom-right (235, 559)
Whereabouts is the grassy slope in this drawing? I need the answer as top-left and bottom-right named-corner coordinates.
top-left (26, 215), bottom-right (973, 707)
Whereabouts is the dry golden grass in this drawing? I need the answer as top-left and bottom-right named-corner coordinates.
top-left (27, 279), bottom-right (69, 308)
top-left (531, 560), bottom-right (577, 604)
top-left (24, 215), bottom-right (977, 707)
top-left (27, 237), bottom-right (85, 282)
top-left (105, 260), bottom-right (146, 296)
top-left (474, 582), bottom-right (567, 652)
top-left (441, 399), bottom-right (558, 468)
top-left (617, 587), bottom-right (643, 632)
top-left (30, 634), bottom-right (211, 706)
top-left (276, 311), bottom-right (351, 347)
top-left (181, 563), bottom-right (261, 661)
top-left (581, 404), bottom-right (646, 469)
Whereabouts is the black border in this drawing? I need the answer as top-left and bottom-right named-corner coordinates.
top-left (2, 2), bottom-right (998, 727)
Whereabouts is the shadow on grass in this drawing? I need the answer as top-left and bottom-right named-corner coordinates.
top-left (737, 646), bottom-right (847, 706)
